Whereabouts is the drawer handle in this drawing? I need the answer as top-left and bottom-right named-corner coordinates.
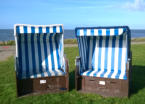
top-left (89, 79), bottom-right (95, 81)
top-left (110, 81), bottom-right (116, 84)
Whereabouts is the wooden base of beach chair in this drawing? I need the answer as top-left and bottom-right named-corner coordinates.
top-left (16, 58), bottom-right (69, 97)
top-left (75, 57), bottom-right (132, 98)
top-left (75, 76), bottom-right (130, 97)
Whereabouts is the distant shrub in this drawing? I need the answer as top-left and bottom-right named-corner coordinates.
top-left (0, 40), bottom-right (15, 46)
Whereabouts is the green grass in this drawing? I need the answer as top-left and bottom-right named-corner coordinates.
top-left (64, 39), bottom-right (77, 44)
top-left (0, 40), bottom-right (15, 46)
top-left (0, 44), bottom-right (145, 104)
top-left (0, 38), bottom-right (145, 46)
top-left (131, 38), bottom-right (145, 42)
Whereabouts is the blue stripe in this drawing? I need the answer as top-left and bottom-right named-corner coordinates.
top-left (55, 35), bottom-right (61, 69)
top-left (115, 35), bottom-right (123, 78)
top-left (53, 26), bottom-right (56, 33)
top-left (43, 34), bottom-right (51, 76)
top-left (23, 26), bottom-right (29, 78)
top-left (49, 35), bottom-right (57, 75)
top-left (84, 29), bottom-right (87, 36)
top-left (100, 37), bottom-right (109, 77)
top-left (31, 27), bottom-right (37, 78)
top-left (77, 30), bottom-right (80, 36)
top-left (87, 37), bottom-right (90, 69)
top-left (31, 27), bottom-right (35, 33)
top-left (37, 34), bottom-right (44, 77)
top-left (17, 27), bottom-right (22, 79)
top-left (106, 29), bottom-right (110, 36)
top-left (98, 29), bottom-right (102, 36)
top-left (86, 70), bottom-right (93, 76)
top-left (60, 26), bottom-right (63, 33)
top-left (91, 29), bottom-right (94, 36)
top-left (114, 28), bottom-right (118, 35)
top-left (91, 37), bottom-right (97, 70)
top-left (81, 38), bottom-right (85, 70)
top-left (108, 36), bottom-right (116, 78)
top-left (39, 27), bottom-right (42, 34)
top-left (16, 26), bottom-right (20, 34)
top-left (82, 38), bottom-right (85, 72)
top-left (86, 37), bottom-right (96, 76)
top-left (46, 27), bottom-right (49, 33)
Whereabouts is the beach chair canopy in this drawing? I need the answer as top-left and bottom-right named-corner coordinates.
top-left (75, 26), bottom-right (131, 80)
top-left (14, 24), bottom-right (65, 79)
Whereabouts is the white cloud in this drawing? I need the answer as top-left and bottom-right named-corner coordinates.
top-left (124, 0), bottom-right (145, 11)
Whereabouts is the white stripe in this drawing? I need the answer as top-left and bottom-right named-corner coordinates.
top-left (30, 75), bottom-right (34, 78)
top-left (119, 28), bottom-right (123, 35)
top-left (110, 29), bottom-right (114, 36)
top-left (104, 37), bottom-right (112, 78)
top-left (27, 26), bottom-right (31, 33)
top-left (49, 27), bottom-right (53, 33)
top-left (97, 37), bottom-right (106, 77)
top-left (90, 37), bottom-right (99, 76)
top-left (56, 26), bottom-right (60, 33)
top-left (59, 34), bottom-right (64, 68)
top-left (111, 36), bottom-right (119, 78)
top-left (80, 29), bottom-right (84, 36)
top-left (42, 27), bottom-right (46, 33)
top-left (52, 36), bottom-right (62, 75)
top-left (35, 27), bottom-right (39, 33)
top-left (20, 26), bottom-right (24, 33)
top-left (82, 70), bottom-right (91, 76)
top-left (119, 35), bottom-right (127, 79)
top-left (21, 35), bottom-right (26, 78)
top-left (94, 29), bottom-right (98, 35)
top-left (86, 29), bottom-right (91, 36)
top-left (102, 29), bottom-right (106, 36)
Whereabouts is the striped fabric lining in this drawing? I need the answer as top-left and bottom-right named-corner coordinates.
top-left (76, 27), bottom-right (126, 36)
top-left (14, 24), bottom-right (65, 79)
top-left (15, 24), bottom-right (63, 34)
top-left (76, 27), bottom-right (130, 80)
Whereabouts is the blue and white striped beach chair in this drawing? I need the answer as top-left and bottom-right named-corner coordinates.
top-left (75, 26), bottom-right (132, 97)
top-left (14, 24), bottom-right (69, 97)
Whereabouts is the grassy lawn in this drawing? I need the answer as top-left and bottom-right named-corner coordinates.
top-left (0, 44), bottom-right (145, 104)
top-left (0, 38), bottom-right (145, 46)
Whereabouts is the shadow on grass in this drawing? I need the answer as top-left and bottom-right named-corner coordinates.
top-left (69, 70), bottom-right (75, 91)
top-left (130, 65), bottom-right (145, 96)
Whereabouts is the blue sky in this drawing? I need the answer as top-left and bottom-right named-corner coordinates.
top-left (0, 0), bottom-right (145, 29)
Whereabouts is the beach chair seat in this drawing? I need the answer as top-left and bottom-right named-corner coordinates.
top-left (21, 69), bottom-right (65, 79)
top-left (14, 24), bottom-right (69, 97)
top-left (75, 26), bottom-right (132, 97)
top-left (81, 69), bottom-right (123, 79)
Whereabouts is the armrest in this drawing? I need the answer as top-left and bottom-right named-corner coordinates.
top-left (75, 56), bottom-right (80, 66)
top-left (75, 56), bottom-right (81, 75)
top-left (126, 51), bottom-right (132, 71)
top-left (15, 57), bottom-right (19, 72)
